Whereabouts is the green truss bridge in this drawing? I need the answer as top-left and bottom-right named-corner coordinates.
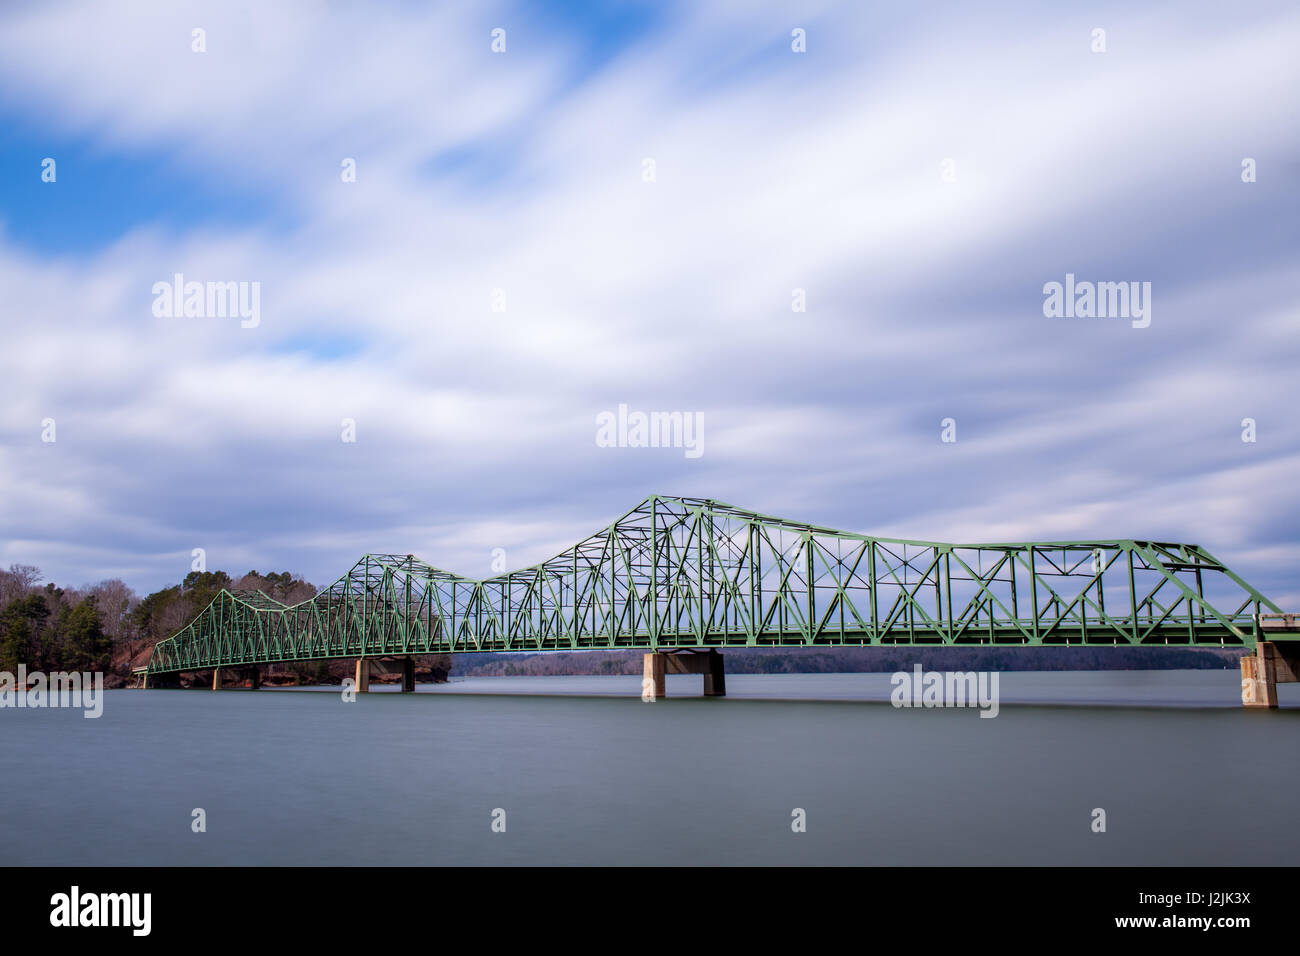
top-left (139, 495), bottom-right (1300, 706)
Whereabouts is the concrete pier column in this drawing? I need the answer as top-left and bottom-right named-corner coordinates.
top-left (1243, 640), bottom-right (1298, 708)
top-left (212, 668), bottom-right (222, 691)
top-left (401, 657), bottom-right (415, 693)
top-left (355, 658), bottom-right (371, 693)
top-left (248, 666), bottom-right (261, 690)
top-left (703, 649), bottom-right (726, 697)
top-left (643, 650), bottom-right (726, 698)
top-left (1241, 654), bottom-right (1274, 707)
top-left (643, 653), bottom-right (666, 700)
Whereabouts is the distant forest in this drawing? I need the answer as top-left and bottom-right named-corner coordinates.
top-left (0, 562), bottom-right (1243, 687)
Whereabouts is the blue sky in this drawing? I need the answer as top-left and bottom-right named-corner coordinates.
top-left (1, 0), bottom-right (1298, 606)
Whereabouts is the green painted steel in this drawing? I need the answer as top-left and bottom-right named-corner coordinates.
top-left (145, 495), bottom-right (1284, 675)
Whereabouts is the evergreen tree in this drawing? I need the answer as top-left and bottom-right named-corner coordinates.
top-left (63, 597), bottom-right (111, 672)
top-left (0, 594), bottom-right (49, 671)
top-left (0, 607), bottom-right (32, 672)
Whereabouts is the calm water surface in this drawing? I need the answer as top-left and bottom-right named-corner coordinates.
top-left (2, 671), bottom-right (1296, 866)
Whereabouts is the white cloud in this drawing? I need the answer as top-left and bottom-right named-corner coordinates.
top-left (0, 0), bottom-right (1296, 609)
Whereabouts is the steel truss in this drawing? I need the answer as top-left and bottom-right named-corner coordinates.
top-left (146, 495), bottom-right (1282, 674)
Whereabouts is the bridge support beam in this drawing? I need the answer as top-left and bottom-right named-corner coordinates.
top-left (1242, 641), bottom-right (1300, 708)
top-left (212, 666), bottom-right (259, 690)
top-left (703, 651), bottom-right (727, 697)
top-left (642, 650), bottom-right (725, 699)
top-left (353, 657), bottom-right (416, 692)
top-left (643, 653), bottom-right (666, 700)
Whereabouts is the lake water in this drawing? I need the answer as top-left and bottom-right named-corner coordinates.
top-left (2, 671), bottom-right (1296, 866)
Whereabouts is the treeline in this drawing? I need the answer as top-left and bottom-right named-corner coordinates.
top-left (0, 564), bottom-right (121, 676)
top-left (0, 564), bottom-right (319, 686)
top-left (452, 644), bottom-right (1244, 678)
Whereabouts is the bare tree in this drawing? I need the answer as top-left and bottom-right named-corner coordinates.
top-left (89, 578), bottom-right (137, 644)
top-left (0, 564), bottom-right (42, 605)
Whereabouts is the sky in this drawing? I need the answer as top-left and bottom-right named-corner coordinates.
top-left (0, 0), bottom-right (1297, 607)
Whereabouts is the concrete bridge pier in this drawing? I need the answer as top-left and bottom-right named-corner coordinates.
top-left (353, 657), bottom-right (417, 693)
top-left (1242, 640), bottom-right (1300, 708)
top-left (212, 666), bottom-right (260, 690)
top-left (642, 649), bottom-right (726, 699)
